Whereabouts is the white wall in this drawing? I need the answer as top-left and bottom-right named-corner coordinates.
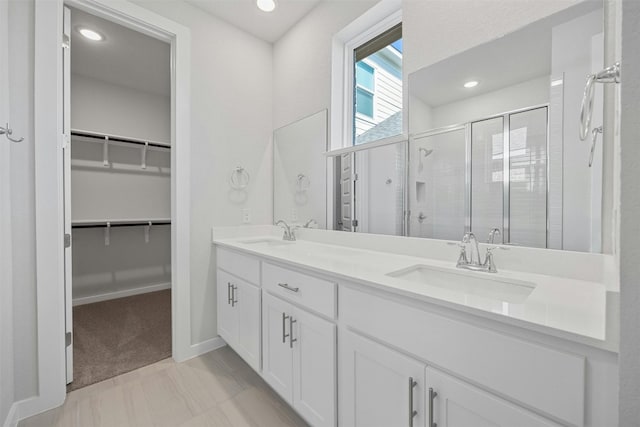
top-left (402, 0), bottom-right (580, 77)
top-left (8, 0), bottom-right (38, 402)
top-left (6, 0), bottom-right (274, 407)
top-left (273, 0), bottom-right (379, 129)
top-left (1, 2), bottom-right (15, 424)
top-left (619, 0), bottom-right (640, 422)
top-left (132, 0), bottom-right (274, 345)
top-left (71, 74), bottom-right (171, 142)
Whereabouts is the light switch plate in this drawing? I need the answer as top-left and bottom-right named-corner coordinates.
top-left (242, 208), bottom-right (251, 224)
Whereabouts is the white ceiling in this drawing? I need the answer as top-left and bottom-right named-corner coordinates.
top-left (185, 0), bottom-right (323, 43)
top-left (409, 1), bottom-right (602, 108)
top-left (70, 8), bottom-right (171, 97)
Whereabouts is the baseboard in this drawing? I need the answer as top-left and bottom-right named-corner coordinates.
top-left (2, 401), bottom-right (18, 427)
top-left (174, 336), bottom-right (226, 363)
top-left (5, 396), bottom-right (48, 427)
top-left (72, 282), bottom-right (171, 306)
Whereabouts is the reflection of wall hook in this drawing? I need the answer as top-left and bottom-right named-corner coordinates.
top-left (1, 123), bottom-right (24, 143)
top-left (385, 178), bottom-right (392, 184)
top-left (296, 173), bottom-right (310, 192)
top-left (230, 166), bottom-right (250, 190)
top-left (589, 126), bottom-right (603, 167)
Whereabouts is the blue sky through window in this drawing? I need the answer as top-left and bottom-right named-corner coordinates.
top-left (391, 39), bottom-right (403, 54)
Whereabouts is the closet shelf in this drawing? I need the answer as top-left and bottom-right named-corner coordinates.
top-left (72, 218), bottom-right (171, 229)
top-left (71, 129), bottom-right (171, 149)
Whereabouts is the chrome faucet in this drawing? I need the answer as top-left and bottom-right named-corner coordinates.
top-left (455, 231), bottom-right (506, 273)
top-left (276, 220), bottom-right (297, 241)
top-left (303, 219), bottom-right (318, 228)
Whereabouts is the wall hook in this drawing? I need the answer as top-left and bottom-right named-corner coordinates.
top-left (1, 123), bottom-right (24, 143)
top-left (589, 126), bottom-right (603, 167)
top-left (103, 136), bottom-right (109, 167)
top-left (104, 221), bottom-right (111, 246)
top-left (141, 141), bottom-right (148, 169)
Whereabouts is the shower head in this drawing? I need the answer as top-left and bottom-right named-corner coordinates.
top-left (419, 148), bottom-right (434, 158)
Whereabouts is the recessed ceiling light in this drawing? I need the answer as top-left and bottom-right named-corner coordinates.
top-left (78, 27), bottom-right (104, 42)
top-left (256, 0), bottom-right (276, 12)
top-left (463, 80), bottom-right (479, 88)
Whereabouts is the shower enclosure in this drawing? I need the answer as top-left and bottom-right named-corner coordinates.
top-left (409, 105), bottom-right (550, 248)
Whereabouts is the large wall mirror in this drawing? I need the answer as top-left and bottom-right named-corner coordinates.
top-left (331, 142), bottom-right (406, 235)
top-left (273, 1), bottom-right (611, 254)
top-left (408, 0), bottom-right (607, 252)
top-left (274, 110), bottom-right (328, 228)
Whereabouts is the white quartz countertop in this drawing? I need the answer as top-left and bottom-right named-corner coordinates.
top-left (214, 235), bottom-right (612, 349)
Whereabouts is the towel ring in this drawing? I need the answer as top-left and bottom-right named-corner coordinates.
top-left (230, 166), bottom-right (250, 190)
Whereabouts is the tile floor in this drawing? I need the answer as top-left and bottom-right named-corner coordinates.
top-left (19, 346), bottom-right (308, 427)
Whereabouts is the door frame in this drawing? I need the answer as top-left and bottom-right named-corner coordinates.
top-left (27, 0), bottom-right (191, 419)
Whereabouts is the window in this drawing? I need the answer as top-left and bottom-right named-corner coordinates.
top-left (355, 62), bottom-right (375, 118)
top-left (353, 23), bottom-right (403, 146)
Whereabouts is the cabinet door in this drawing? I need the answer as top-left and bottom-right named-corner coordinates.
top-left (217, 270), bottom-right (237, 345)
top-left (262, 292), bottom-right (294, 402)
top-left (292, 308), bottom-right (336, 427)
top-left (340, 330), bottom-right (426, 427)
top-left (235, 279), bottom-right (261, 372)
top-left (426, 367), bottom-right (560, 427)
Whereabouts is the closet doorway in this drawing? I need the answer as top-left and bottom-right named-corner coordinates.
top-left (63, 6), bottom-right (173, 390)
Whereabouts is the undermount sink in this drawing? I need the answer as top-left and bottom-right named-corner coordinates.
top-left (387, 265), bottom-right (536, 304)
top-left (239, 238), bottom-right (295, 247)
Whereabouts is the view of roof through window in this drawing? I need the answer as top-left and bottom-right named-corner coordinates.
top-left (354, 24), bottom-right (403, 146)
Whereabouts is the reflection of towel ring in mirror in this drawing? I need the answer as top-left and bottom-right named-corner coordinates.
top-left (230, 166), bottom-right (250, 190)
top-left (295, 174), bottom-right (310, 193)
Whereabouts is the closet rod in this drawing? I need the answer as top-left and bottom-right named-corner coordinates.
top-left (72, 220), bottom-right (171, 229)
top-left (70, 129), bottom-right (171, 149)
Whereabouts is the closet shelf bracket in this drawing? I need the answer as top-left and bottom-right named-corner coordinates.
top-left (141, 141), bottom-right (149, 169)
top-left (103, 136), bottom-right (109, 167)
top-left (104, 222), bottom-right (111, 246)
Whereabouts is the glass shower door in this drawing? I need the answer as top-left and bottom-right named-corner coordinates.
top-left (508, 107), bottom-right (548, 248)
top-left (471, 117), bottom-right (504, 242)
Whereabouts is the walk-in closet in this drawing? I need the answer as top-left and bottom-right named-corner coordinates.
top-left (65, 7), bottom-right (172, 391)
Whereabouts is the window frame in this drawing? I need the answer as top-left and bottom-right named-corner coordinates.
top-left (330, 2), bottom-right (403, 153)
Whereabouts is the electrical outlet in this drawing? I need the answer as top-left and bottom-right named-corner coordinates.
top-left (291, 208), bottom-right (298, 221)
top-left (242, 208), bottom-right (251, 224)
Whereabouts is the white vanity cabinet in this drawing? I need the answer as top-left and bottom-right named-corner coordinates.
top-left (216, 249), bottom-right (261, 371)
top-left (426, 367), bottom-right (560, 427)
top-left (213, 241), bottom-right (617, 427)
top-left (340, 330), bottom-right (562, 427)
top-left (262, 279), bottom-right (337, 427)
top-left (340, 330), bottom-right (426, 427)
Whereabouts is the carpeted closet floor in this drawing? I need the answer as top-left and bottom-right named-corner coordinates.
top-left (67, 289), bottom-right (172, 392)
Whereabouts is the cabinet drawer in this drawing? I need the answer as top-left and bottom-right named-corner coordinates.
top-left (217, 247), bottom-right (260, 285)
top-left (263, 262), bottom-right (337, 319)
top-left (340, 286), bottom-right (585, 426)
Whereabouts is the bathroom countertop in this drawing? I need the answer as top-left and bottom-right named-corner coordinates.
top-left (214, 235), bottom-right (615, 351)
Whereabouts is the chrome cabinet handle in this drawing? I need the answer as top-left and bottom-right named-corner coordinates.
top-left (429, 387), bottom-right (438, 427)
top-left (278, 282), bottom-right (299, 292)
top-left (282, 312), bottom-right (290, 344)
top-left (289, 317), bottom-right (297, 348)
top-left (227, 282), bottom-right (232, 305)
top-left (409, 378), bottom-right (417, 427)
top-left (231, 285), bottom-right (238, 307)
